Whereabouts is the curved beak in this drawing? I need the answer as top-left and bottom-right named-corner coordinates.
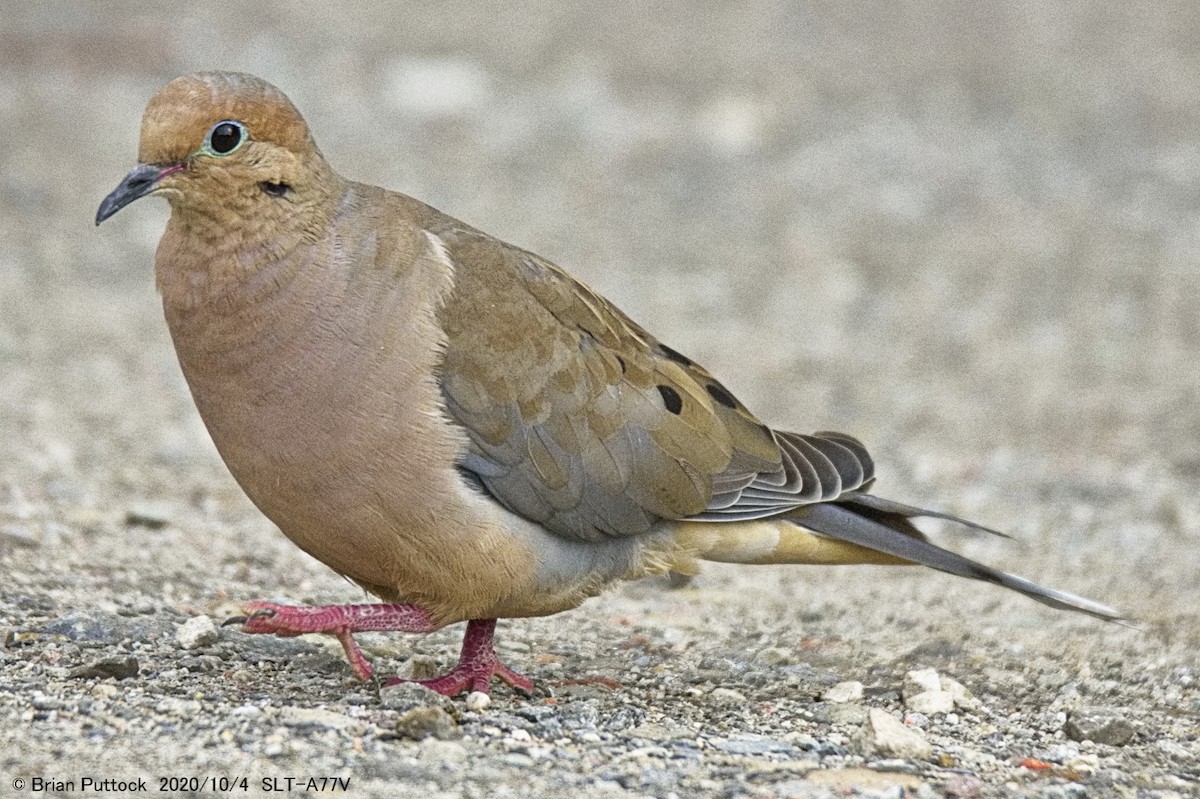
top-left (95, 163), bottom-right (183, 225)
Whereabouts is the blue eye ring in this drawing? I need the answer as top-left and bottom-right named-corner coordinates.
top-left (204, 120), bottom-right (248, 156)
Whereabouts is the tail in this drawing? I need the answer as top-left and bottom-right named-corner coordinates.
top-left (672, 491), bottom-right (1122, 622)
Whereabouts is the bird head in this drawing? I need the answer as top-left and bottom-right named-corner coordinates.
top-left (96, 72), bottom-right (335, 231)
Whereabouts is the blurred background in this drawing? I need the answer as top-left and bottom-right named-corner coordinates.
top-left (2, 1), bottom-right (1197, 629)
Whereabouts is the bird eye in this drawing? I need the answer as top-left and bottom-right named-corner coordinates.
top-left (205, 120), bottom-right (247, 156)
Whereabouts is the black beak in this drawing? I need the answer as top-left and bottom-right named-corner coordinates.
top-left (95, 163), bottom-right (179, 225)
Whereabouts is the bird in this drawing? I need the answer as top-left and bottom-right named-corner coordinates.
top-left (96, 72), bottom-right (1120, 698)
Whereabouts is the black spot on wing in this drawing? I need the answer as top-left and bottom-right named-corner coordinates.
top-left (706, 383), bottom-right (737, 408)
top-left (657, 384), bottom-right (683, 414)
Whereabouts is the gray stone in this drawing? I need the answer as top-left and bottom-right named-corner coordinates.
top-left (394, 705), bottom-right (459, 740)
top-left (854, 708), bottom-right (933, 760)
top-left (1064, 707), bottom-right (1135, 746)
top-left (68, 655), bottom-right (139, 680)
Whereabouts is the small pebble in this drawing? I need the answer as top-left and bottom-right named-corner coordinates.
top-left (175, 615), bottom-right (218, 650)
top-left (823, 681), bottom-right (864, 703)
top-left (465, 691), bottom-right (491, 712)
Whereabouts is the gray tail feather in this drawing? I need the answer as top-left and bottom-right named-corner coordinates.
top-left (796, 500), bottom-right (1123, 622)
top-left (839, 490), bottom-right (1012, 539)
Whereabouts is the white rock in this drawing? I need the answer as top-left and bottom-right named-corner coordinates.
top-left (854, 708), bottom-right (933, 760)
top-left (941, 676), bottom-right (979, 710)
top-left (903, 668), bottom-right (941, 698)
top-left (175, 615), bottom-right (218, 650)
top-left (906, 690), bottom-right (955, 715)
top-left (823, 681), bottom-right (865, 703)
top-left (465, 691), bottom-right (491, 712)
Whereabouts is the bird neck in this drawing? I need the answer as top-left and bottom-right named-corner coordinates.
top-left (155, 198), bottom-right (341, 313)
top-left (154, 156), bottom-right (346, 310)
top-left (155, 218), bottom-right (304, 311)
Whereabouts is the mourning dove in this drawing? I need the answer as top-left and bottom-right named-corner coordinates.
top-left (97, 72), bottom-right (1120, 697)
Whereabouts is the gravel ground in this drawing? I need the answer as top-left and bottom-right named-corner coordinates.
top-left (2, 2), bottom-right (1198, 797)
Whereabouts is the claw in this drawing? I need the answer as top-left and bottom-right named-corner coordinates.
top-left (381, 618), bottom-right (532, 697)
top-left (222, 607), bottom-right (282, 629)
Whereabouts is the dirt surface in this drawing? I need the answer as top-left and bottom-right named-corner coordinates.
top-left (2, 2), bottom-right (1198, 797)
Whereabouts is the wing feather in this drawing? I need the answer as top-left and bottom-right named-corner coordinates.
top-left (436, 228), bottom-right (876, 541)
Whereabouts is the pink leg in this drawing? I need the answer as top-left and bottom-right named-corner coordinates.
top-left (383, 618), bottom-right (533, 696)
top-left (227, 601), bottom-right (532, 697)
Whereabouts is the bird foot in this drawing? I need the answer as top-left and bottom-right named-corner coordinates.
top-left (383, 619), bottom-right (533, 697)
top-left (227, 601), bottom-right (437, 682)
top-left (226, 603), bottom-right (531, 696)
